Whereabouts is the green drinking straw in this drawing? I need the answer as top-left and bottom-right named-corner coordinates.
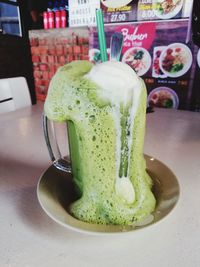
top-left (95, 9), bottom-right (108, 62)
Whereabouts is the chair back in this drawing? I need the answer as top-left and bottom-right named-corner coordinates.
top-left (0, 77), bottom-right (31, 114)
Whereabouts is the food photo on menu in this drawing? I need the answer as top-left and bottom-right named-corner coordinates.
top-left (122, 46), bottom-right (152, 76)
top-left (159, 43), bottom-right (193, 78)
top-left (147, 86), bottom-right (179, 109)
top-left (101, 0), bottom-right (138, 23)
top-left (152, 0), bottom-right (184, 19)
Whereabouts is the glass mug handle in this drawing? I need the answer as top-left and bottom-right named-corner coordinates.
top-left (42, 113), bottom-right (72, 173)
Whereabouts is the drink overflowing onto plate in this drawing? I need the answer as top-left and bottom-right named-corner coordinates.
top-left (39, 9), bottom-right (179, 233)
top-left (44, 60), bottom-right (156, 226)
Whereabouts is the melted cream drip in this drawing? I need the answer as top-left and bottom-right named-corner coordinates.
top-left (86, 61), bottom-right (143, 204)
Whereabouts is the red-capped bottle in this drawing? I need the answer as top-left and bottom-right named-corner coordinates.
top-left (61, 9), bottom-right (67, 28)
top-left (43, 11), bottom-right (49, 29)
top-left (48, 11), bottom-right (55, 29)
top-left (55, 10), bottom-right (61, 28)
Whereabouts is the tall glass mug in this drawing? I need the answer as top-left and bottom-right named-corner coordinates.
top-left (43, 115), bottom-right (73, 173)
top-left (42, 60), bottom-right (156, 226)
top-left (43, 114), bottom-right (83, 195)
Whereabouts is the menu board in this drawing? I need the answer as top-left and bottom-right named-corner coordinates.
top-left (68, 0), bottom-right (100, 27)
top-left (101, 0), bottom-right (192, 23)
top-left (89, 19), bottom-right (196, 110)
top-left (67, 0), bottom-right (193, 26)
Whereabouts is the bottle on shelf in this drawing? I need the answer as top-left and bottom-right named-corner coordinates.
top-left (46, 1), bottom-right (55, 29)
top-left (60, 0), bottom-right (67, 28)
top-left (43, 11), bottom-right (49, 29)
top-left (48, 11), bottom-right (55, 29)
top-left (43, 0), bottom-right (68, 29)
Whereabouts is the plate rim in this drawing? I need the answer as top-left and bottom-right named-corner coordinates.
top-left (37, 154), bottom-right (180, 235)
top-left (101, 0), bottom-right (132, 9)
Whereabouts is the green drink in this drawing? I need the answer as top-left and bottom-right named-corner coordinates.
top-left (44, 60), bottom-right (156, 225)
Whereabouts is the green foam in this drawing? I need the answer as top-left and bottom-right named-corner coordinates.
top-left (44, 60), bottom-right (156, 225)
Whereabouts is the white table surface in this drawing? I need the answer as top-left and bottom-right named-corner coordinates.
top-left (0, 102), bottom-right (200, 267)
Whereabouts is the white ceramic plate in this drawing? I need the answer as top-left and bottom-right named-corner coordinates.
top-left (122, 47), bottom-right (152, 76)
top-left (152, 0), bottom-right (183, 20)
top-left (159, 43), bottom-right (192, 78)
top-left (37, 155), bottom-right (180, 235)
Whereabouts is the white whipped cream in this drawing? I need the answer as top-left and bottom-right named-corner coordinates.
top-left (85, 61), bottom-right (141, 105)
